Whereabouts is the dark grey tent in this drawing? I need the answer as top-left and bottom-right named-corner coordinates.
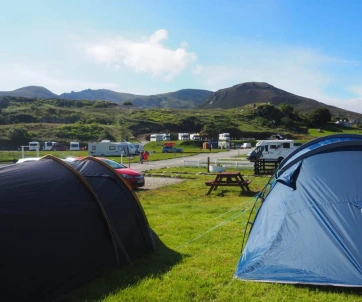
top-left (0, 155), bottom-right (154, 301)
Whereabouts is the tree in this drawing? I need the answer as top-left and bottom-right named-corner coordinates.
top-left (279, 103), bottom-right (294, 117)
top-left (307, 108), bottom-right (332, 127)
top-left (254, 104), bottom-right (283, 125)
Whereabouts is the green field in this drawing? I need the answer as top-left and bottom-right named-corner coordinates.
top-left (55, 166), bottom-right (362, 302)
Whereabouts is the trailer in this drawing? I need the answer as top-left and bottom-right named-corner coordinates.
top-left (70, 141), bottom-right (80, 151)
top-left (178, 133), bottom-right (190, 140)
top-left (150, 133), bottom-right (170, 141)
top-left (29, 141), bottom-right (40, 151)
top-left (88, 140), bottom-right (137, 157)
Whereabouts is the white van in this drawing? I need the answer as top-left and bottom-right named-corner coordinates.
top-left (219, 133), bottom-right (230, 140)
top-left (242, 143), bottom-right (251, 149)
top-left (70, 142), bottom-right (80, 151)
top-left (247, 140), bottom-right (298, 162)
top-left (29, 142), bottom-right (40, 151)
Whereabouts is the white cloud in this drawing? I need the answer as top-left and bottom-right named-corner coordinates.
top-left (84, 29), bottom-right (197, 81)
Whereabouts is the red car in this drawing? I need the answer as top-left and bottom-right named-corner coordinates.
top-left (71, 157), bottom-right (145, 189)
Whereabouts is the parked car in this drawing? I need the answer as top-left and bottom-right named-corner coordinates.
top-left (162, 146), bottom-right (183, 153)
top-left (69, 157), bottom-right (145, 189)
top-left (50, 143), bottom-right (69, 151)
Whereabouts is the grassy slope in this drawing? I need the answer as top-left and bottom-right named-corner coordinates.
top-left (56, 167), bottom-right (362, 302)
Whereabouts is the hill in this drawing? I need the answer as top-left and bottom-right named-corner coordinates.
top-left (0, 83), bottom-right (362, 118)
top-left (199, 82), bottom-right (362, 120)
top-left (0, 87), bottom-right (213, 109)
top-left (0, 86), bottom-right (58, 99)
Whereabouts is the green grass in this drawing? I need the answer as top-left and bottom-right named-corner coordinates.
top-left (308, 124), bottom-right (362, 137)
top-left (56, 168), bottom-right (362, 302)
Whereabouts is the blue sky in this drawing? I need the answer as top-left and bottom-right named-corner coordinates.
top-left (1, 0), bottom-right (362, 113)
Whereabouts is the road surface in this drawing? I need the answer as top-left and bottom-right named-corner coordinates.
top-left (125, 148), bottom-right (252, 172)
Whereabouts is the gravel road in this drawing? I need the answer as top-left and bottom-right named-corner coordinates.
top-left (126, 148), bottom-right (251, 173)
top-left (133, 148), bottom-right (252, 191)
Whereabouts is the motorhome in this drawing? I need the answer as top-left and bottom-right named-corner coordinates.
top-left (44, 141), bottom-right (57, 151)
top-left (219, 133), bottom-right (230, 140)
top-left (69, 141), bottom-right (80, 151)
top-left (150, 134), bottom-right (163, 141)
top-left (178, 133), bottom-right (190, 140)
top-left (88, 140), bottom-right (137, 157)
top-left (190, 133), bottom-right (200, 140)
top-left (246, 139), bottom-right (299, 162)
top-left (29, 142), bottom-right (40, 151)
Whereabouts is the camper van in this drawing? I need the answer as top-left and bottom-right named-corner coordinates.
top-left (44, 141), bottom-right (57, 151)
top-left (219, 133), bottom-right (230, 140)
top-left (190, 133), bottom-right (200, 140)
top-left (247, 139), bottom-right (298, 162)
top-left (150, 134), bottom-right (164, 141)
top-left (70, 142), bottom-right (80, 151)
top-left (88, 141), bottom-right (137, 157)
top-left (150, 133), bottom-right (170, 141)
top-left (178, 133), bottom-right (190, 140)
top-left (29, 142), bottom-right (40, 151)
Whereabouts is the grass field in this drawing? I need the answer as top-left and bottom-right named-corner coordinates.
top-left (56, 167), bottom-right (362, 302)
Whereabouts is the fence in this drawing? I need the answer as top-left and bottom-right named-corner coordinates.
top-left (254, 159), bottom-right (279, 175)
top-left (183, 158), bottom-right (253, 169)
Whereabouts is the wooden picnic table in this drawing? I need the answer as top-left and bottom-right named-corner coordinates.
top-left (205, 172), bottom-right (251, 195)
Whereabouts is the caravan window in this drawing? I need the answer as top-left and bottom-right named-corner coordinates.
top-left (270, 145), bottom-right (277, 150)
top-left (92, 146), bottom-right (96, 151)
top-left (282, 142), bottom-right (291, 148)
top-left (109, 146), bottom-right (115, 151)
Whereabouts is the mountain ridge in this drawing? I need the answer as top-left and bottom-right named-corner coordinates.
top-left (0, 83), bottom-right (361, 119)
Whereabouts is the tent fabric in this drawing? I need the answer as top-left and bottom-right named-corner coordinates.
top-left (0, 155), bottom-right (154, 301)
top-left (235, 134), bottom-right (362, 287)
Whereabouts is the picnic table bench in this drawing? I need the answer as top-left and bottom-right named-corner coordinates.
top-left (205, 172), bottom-right (252, 195)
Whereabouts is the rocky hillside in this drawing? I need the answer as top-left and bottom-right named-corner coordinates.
top-left (199, 82), bottom-right (362, 120)
top-left (0, 83), bottom-right (361, 118)
top-left (0, 86), bottom-right (213, 109)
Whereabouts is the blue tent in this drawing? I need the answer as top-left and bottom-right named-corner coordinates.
top-left (235, 134), bottom-right (362, 287)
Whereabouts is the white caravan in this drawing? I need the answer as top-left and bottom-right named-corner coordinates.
top-left (178, 133), bottom-right (190, 140)
top-left (29, 141), bottom-right (40, 151)
top-left (88, 141), bottom-right (137, 157)
top-left (70, 141), bottom-right (80, 151)
top-left (190, 133), bottom-right (200, 140)
top-left (247, 139), bottom-right (299, 162)
top-left (44, 141), bottom-right (57, 151)
top-left (150, 133), bottom-right (170, 141)
top-left (219, 133), bottom-right (230, 140)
